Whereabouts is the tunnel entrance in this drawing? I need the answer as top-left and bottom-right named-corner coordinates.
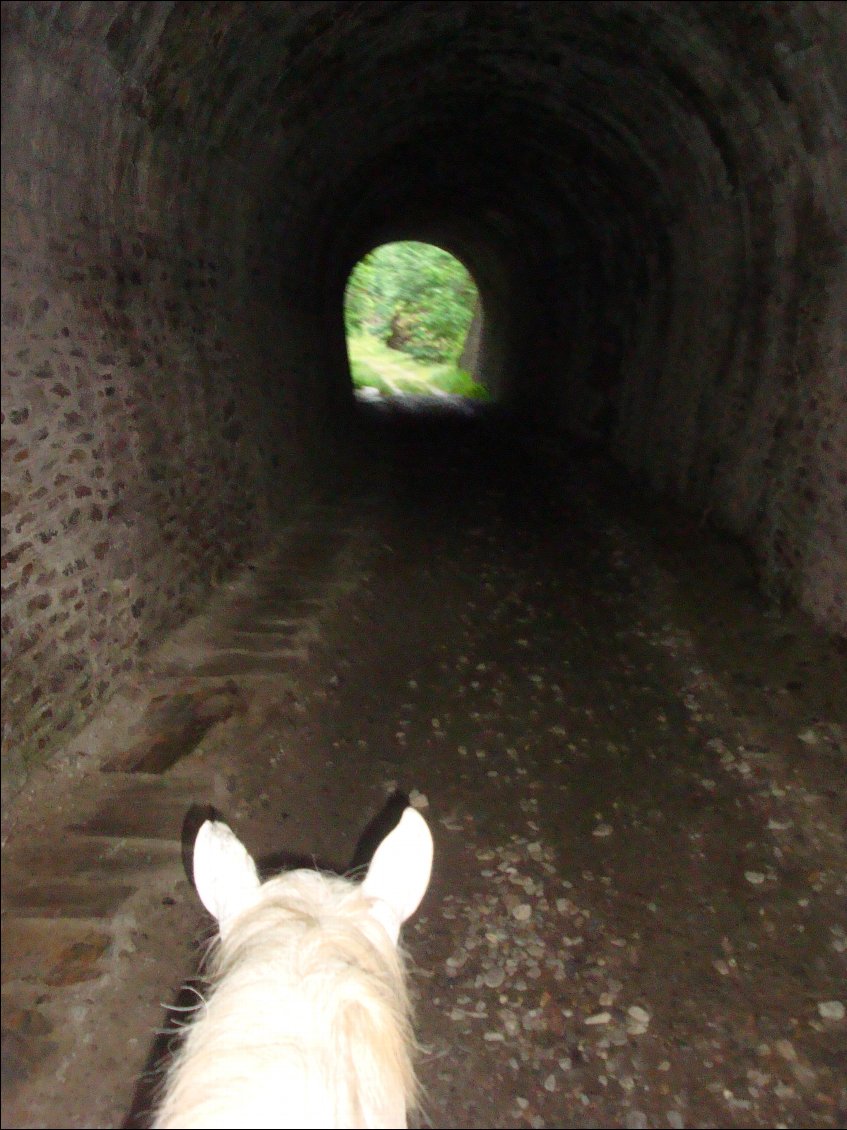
top-left (343, 241), bottom-right (488, 402)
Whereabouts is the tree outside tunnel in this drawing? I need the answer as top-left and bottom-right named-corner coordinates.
top-left (344, 241), bottom-right (488, 400)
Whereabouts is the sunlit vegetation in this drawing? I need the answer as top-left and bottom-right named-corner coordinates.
top-left (347, 332), bottom-right (490, 399)
top-left (345, 241), bottom-right (489, 399)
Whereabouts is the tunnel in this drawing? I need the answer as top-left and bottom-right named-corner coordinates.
top-left (2, 3), bottom-right (846, 1128)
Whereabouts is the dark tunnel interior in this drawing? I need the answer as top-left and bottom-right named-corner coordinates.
top-left (2, 1), bottom-right (846, 795)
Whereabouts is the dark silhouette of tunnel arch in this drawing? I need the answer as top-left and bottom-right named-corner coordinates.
top-left (319, 126), bottom-right (586, 417)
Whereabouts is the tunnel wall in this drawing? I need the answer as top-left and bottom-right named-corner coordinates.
top-left (2, 2), bottom-right (846, 799)
top-left (502, 6), bottom-right (847, 630)
top-left (1, 226), bottom-right (289, 789)
top-left (1, 4), bottom-right (335, 794)
top-left (609, 42), bottom-right (847, 627)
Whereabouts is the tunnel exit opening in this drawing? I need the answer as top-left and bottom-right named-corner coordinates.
top-left (343, 241), bottom-right (489, 402)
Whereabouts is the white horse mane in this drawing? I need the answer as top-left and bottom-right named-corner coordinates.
top-left (153, 808), bottom-right (433, 1130)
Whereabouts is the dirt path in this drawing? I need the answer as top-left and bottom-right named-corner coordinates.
top-left (2, 399), bottom-right (845, 1128)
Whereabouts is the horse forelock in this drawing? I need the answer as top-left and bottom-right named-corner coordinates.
top-left (154, 868), bottom-right (418, 1129)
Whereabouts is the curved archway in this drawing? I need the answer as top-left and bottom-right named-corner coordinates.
top-left (343, 240), bottom-right (488, 401)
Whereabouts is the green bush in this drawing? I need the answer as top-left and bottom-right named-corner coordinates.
top-left (345, 241), bottom-right (477, 364)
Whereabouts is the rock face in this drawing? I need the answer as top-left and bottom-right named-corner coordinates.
top-left (2, 2), bottom-right (846, 788)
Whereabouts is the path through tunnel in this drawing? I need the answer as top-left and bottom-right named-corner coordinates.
top-left (3, 2), bottom-right (845, 786)
top-left (2, 4), bottom-right (846, 1128)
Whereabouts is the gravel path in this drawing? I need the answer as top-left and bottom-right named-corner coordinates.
top-left (3, 399), bottom-right (844, 1128)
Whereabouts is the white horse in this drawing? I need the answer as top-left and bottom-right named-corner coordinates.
top-left (153, 807), bottom-right (433, 1129)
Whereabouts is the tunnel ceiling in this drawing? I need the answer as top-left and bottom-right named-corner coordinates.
top-left (8, 2), bottom-right (844, 411)
top-left (123, 2), bottom-right (757, 286)
top-left (8, 3), bottom-right (840, 282)
top-left (2, 2), bottom-right (846, 792)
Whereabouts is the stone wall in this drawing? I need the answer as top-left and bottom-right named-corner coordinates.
top-left (2, 225), bottom-right (285, 788)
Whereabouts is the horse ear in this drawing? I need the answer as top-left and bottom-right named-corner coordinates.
top-left (193, 820), bottom-right (261, 935)
top-left (362, 807), bottom-right (433, 944)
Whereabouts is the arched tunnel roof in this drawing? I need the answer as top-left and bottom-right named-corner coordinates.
top-left (6, 3), bottom-right (844, 404)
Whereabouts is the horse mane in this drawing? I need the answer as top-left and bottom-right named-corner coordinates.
top-left (153, 870), bottom-right (419, 1130)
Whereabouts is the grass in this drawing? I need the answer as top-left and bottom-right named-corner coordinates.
top-left (347, 332), bottom-right (490, 400)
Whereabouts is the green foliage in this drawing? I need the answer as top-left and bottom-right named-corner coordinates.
top-left (344, 241), bottom-right (477, 364)
top-left (347, 333), bottom-right (490, 400)
top-left (427, 363), bottom-right (490, 399)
